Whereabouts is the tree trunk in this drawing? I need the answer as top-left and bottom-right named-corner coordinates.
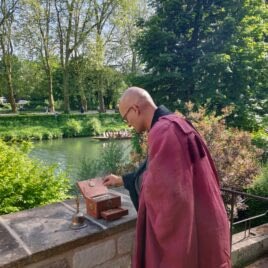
top-left (80, 91), bottom-right (87, 112)
top-left (63, 66), bottom-right (70, 113)
top-left (98, 90), bottom-right (105, 113)
top-left (0, 43), bottom-right (16, 112)
top-left (97, 70), bottom-right (105, 113)
top-left (6, 59), bottom-right (16, 113)
top-left (131, 49), bottom-right (137, 73)
top-left (47, 67), bottom-right (55, 112)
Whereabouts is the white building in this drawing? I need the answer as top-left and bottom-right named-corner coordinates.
top-left (0, 96), bottom-right (7, 104)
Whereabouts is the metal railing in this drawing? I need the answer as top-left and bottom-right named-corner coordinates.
top-left (221, 188), bottom-right (268, 249)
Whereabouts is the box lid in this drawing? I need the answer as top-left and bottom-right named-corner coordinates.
top-left (77, 178), bottom-right (108, 198)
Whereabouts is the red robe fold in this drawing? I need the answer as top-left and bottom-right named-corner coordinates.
top-left (133, 114), bottom-right (231, 268)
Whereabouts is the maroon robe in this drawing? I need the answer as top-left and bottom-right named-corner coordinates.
top-left (133, 114), bottom-right (231, 268)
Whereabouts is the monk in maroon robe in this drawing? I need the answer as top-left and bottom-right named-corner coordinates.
top-left (104, 87), bottom-right (231, 268)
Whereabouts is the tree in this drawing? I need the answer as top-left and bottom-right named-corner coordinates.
top-left (22, 0), bottom-right (56, 112)
top-left (69, 56), bottom-right (126, 110)
top-left (54, 0), bottom-right (96, 113)
top-left (0, 0), bottom-right (18, 26)
top-left (87, 0), bottom-right (136, 112)
top-left (135, 0), bottom-right (267, 128)
top-left (0, 0), bottom-right (19, 113)
top-left (104, 0), bottom-right (150, 74)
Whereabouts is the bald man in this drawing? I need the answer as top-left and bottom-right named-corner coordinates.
top-left (103, 87), bottom-right (231, 268)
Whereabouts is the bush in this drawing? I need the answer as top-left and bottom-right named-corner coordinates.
top-left (130, 104), bottom-right (263, 218)
top-left (0, 139), bottom-right (70, 214)
top-left (245, 163), bottom-right (268, 226)
top-left (62, 119), bottom-right (83, 137)
top-left (82, 118), bottom-right (101, 136)
top-left (248, 164), bottom-right (268, 196)
top-left (23, 100), bottom-right (45, 111)
top-left (183, 104), bottom-right (263, 190)
top-left (252, 129), bottom-right (268, 162)
top-left (132, 104), bottom-right (263, 191)
top-left (0, 103), bottom-right (11, 110)
top-left (0, 113), bottom-right (126, 141)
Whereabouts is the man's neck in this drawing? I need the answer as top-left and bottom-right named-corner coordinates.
top-left (144, 105), bottom-right (157, 131)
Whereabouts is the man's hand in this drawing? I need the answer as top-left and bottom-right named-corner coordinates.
top-left (102, 174), bottom-right (123, 187)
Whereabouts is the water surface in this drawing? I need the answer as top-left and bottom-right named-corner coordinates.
top-left (29, 137), bottom-right (131, 181)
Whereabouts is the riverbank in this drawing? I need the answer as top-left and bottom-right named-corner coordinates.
top-left (0, 112), bottom-right (127, 142)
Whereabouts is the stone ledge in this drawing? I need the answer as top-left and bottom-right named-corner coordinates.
top-left (232, 224), bottom-right (268, 267)
top-left (0, 185), bottom-right (267, 268)
top-left (0, 189), bottom-right (137, 268)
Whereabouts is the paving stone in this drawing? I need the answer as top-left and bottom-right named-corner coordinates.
top-left (1, 202), bottom-right (102, 254)
top-left (0, 223), bottom-right (28, 267)
top-left (73, 240), bottom-right (116, 268)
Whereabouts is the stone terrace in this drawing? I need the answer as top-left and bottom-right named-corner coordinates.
top-left (0, 187), bottom-right (267, 268)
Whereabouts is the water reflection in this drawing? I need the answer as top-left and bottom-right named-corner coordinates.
top-left (29, 137), bottom-right (131, 181)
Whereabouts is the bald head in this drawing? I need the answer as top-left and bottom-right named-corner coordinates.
top-left (119, 87), bottom-right (155, 109)
top-left (119, 87), bottom-right (157, 132)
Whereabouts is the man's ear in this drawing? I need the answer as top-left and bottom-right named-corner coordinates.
top-left (132, 104), bottom-right (140, 115)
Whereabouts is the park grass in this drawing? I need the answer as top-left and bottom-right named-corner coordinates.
top-left (0, 113), bottom-right (127, 142)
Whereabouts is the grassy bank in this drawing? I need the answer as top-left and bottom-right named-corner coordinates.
top-left (0, 113), bottom-right (127, 142)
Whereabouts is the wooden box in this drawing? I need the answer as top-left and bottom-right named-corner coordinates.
top-left (101, 208), bottom-right (128, 221)
top-left (77, 178), bottom-right (127, 220)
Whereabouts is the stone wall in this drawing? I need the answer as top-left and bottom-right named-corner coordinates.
top-left (0, 188), bottom-right (137, 268)
top-left (0, 186), bottom-right (267, 268)
top-left (25, 229), bottom-right (135, 268)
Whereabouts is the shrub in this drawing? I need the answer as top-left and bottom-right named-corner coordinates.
top-left (0, 103), bottom-right (11, 110)
top-left (130, 104), bottom-right (263, 218)
top-left (82, 118), bottom-right (101, 136)
top-left (248, 164), bottom-right (268, 197)
top-left (183, 104), bottom-right (262, 190)
top-left (62, 119), bottom-right (82, 137)
top-left (131, 104), bottom-right (262, 191)
top-left (0, 139), bottom-right (70, 214)
top-left (245, 163), bottom-right (268, 225)
top-left (0, 114), bottom-right (125, 141)
top-left (252, 129), bottom-right (268, 162)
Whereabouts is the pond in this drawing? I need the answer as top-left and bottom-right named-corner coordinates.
top-left (29, 137), bottom-right (131, 182)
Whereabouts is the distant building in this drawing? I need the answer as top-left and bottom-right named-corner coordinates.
top-left (0, 96), bottom-right (7, 104)
top-left (17, 99), bottom-right (29, 110)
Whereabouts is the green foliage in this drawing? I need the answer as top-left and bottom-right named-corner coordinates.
top-left (62, 119), bottom-right (83, 137)
top-left (82, 118), bottom-right (101, 136)
top-left (134, 0), bottom-right (268, 130)
top-left (130, 131), bottom-right (148, 161)
top-left (0, 127), bottom-right (63, 142)
top-left (68, 56), bottom-right (127, 110)
top-left (0, 102), bottom-right (11, 111)
top-left (248, 164), bottom-right (268, 197)
top-left (0, 113), bottom-right (126, 141)
top-left (246, 163), bottom-right (268, 225)
top-left (132, 104), bottom-right (263, 191)
top-left (252, 129), bottom-right (268, 162)
top-left (0, 139), bottom-right (70, 214)
top-left (184, 104), bottom-right (262, 190)
top-left (78, 141), bottom-right (128, 179)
